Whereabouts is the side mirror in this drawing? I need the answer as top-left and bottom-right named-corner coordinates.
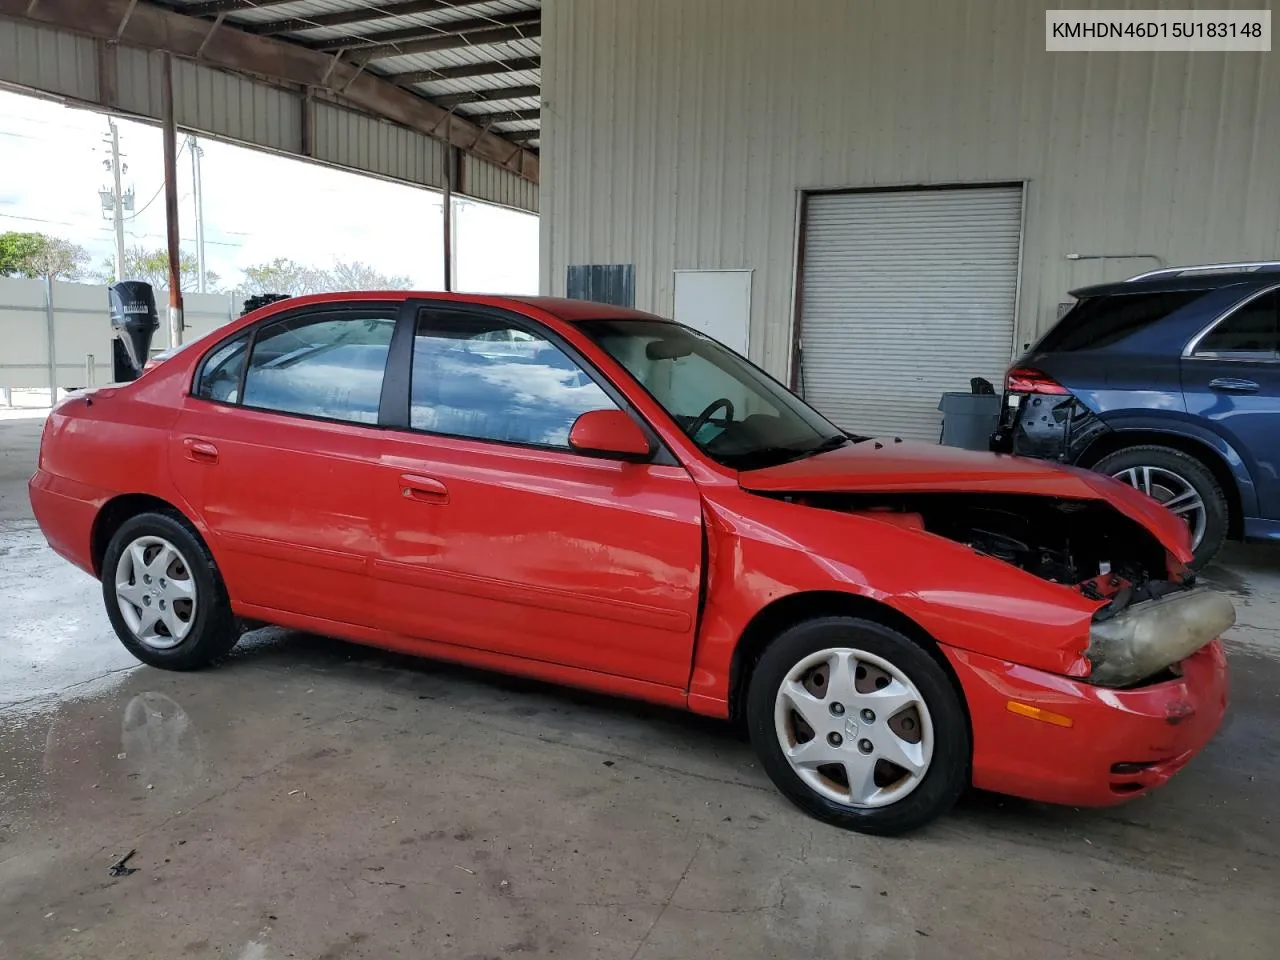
top-left (568, 409), bottom-right (653, 461)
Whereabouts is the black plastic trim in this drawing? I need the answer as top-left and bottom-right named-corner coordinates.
top-left (379, 300), bottom-right (419, 428)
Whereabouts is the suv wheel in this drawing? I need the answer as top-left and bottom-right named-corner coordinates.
top-left (1093, 445), bottom-right (1228, 569)
top-left (746, 617), bottom-right (969, 835)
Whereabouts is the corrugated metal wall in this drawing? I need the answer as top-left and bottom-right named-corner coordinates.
top-left (115, 47), bottom-right (304, 154)
top-left (312, 100), bottom-right (444, 190)
top-left (540, 0), bottom-right (1280, 378)
top-left (0, 19), bottom-right (537, 213)
top-left (0, 18), bottom-right (97, 101)
top-left (464, 155), bottom-right (541, 214)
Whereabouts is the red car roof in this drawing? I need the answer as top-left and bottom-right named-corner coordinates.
top-left (248, 291), bottom-right (669, 325)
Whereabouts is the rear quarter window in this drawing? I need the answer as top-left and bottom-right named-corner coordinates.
top-left (1037, 290), bottom-right (1206, 352)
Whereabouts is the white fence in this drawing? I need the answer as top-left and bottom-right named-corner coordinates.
top-left (0, 277), bottom-right (236, 396)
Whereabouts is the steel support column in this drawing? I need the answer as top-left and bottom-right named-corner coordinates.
top-left (442, 147), bottom-right (454, 292)
top-left (161, 52), bottom-right (183, 346)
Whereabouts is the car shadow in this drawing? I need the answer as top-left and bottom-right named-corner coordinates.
top-left (213, 626), bottom-right (1261, 852)
top-left (226, 624), bottom-right (744, 743)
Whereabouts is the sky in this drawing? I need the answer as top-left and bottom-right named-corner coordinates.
top-left (0, 89), bottom-right (539, 296)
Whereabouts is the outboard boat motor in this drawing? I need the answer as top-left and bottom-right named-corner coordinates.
top-left (109, 281), bottom-right (160, 382)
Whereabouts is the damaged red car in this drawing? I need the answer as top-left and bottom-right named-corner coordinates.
top-left (29, 293), bottom-right (1232, 834)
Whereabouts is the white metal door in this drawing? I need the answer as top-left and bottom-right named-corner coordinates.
top-left (798, 187), bottom-right (1022, 441)
top-left (673, 269), bottom-right (751, 356)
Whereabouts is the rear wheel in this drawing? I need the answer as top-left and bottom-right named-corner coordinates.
top-left (746, 617), bottom-right (969, 835)
top-left (1093, 445), bottom-right (1227, 569)
top-left (102, 511), bottom-right (240, 669)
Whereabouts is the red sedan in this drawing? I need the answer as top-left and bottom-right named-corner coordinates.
top-left (29, 293), bottom-right (1232, 834)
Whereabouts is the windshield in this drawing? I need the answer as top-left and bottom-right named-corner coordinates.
top-left (578, 319), bottom-right (849, 469)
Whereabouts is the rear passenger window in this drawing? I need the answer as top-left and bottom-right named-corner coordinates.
top-left (1195, 290), bottom-right (1279, 357)
top-left (240, 312), bottom-right (396, 424)
top-left (195, 334), bottom-right (249, 403)
top-left (409, 311), bottom-right (616, 448)
top-left (1038, 291), bottom-right (1205, 352)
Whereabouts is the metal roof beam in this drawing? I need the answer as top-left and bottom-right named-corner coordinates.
top-left (358, 23), bottom-right (540, 60)
top-left (434, 84), bottom-right (539, 107)
top-left (321, 11), bottom-right (539, 53)
top-left (386, 55), bottom-right (540, 84)
top-left (249, 1), bottom-right (497, 37)
top-left (0, 0), bottom-right (538, 183)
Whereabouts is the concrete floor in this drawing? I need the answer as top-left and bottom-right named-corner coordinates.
top-left (1, 414), bottom-right (1278, 960)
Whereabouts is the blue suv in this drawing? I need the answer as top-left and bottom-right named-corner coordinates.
top-left (991, 262), bottom-right (1280, 568)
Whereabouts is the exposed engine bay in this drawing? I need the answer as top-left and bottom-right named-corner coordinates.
top-left (788, 491), bottom-right (1174, 589)
top-left (775, 490), bottom-right (1236, 687)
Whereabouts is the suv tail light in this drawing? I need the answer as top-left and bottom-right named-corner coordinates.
top-left (1006, 366), bottom-right (1068, 395)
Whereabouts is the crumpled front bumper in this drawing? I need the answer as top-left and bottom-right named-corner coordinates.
top-left (944, 640), bottom-right (1228, 807)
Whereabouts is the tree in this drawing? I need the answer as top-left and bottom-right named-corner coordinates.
top-left (326, 260), bottom-right (412, 291)
top-left (238, 257), bottom-right (328, 296)
top-left (95, 246), bottom-right (219, 292)
top-left (0, 232), bottom-right (44, 276)
top-left (0, 231), bottom-right (90, 280)
top-left (234, 258), bottom-right (413, 297)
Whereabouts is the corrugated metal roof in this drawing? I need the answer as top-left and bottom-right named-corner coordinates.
top-left (370, 37), bottom-right (541, 75)
top-left (411, 68), bottom-right (540, 97)
top-left (288, 0), bottom-right (535, 41)
top-left (453, 96), bottom-right (539, 111)
top-left (160, 0), bottom-right (541, 152)
top-left (164, 1), bottom-right (362, 24)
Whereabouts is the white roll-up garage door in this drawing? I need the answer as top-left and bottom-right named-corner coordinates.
top-left (798, 186), bottom-right (1022, 441)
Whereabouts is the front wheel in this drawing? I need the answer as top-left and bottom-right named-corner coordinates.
top-left (746, 617), bottom-right (970, 835)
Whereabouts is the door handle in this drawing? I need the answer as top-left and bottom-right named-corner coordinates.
top-left (183, 438), bottom-right (220, 464)
top-left (400, 474), bottom-right (449, 504)
top-left (1208, 377), bottom-right (1260, 394)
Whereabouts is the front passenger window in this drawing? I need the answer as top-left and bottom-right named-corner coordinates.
top-left (410, 311), bottom-right (616, 447)
top-left (240, 312), bottom-right (396, 424)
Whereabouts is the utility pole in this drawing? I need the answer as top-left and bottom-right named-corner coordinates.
top-left (109, 121), bottom-right (125, 281)
top-left (447, 197), bottom-right (472, 290)
top-left (98, 118), bottom-right (132, 281)
top-left (188, 135), bottom-right (207, 293)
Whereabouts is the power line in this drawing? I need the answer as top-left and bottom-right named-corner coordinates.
top-left (0, 211), bottom-right (241, 249)
top-left (124, 140), bottom-right (186, 221)
top-left (0, 212), bottom-right (90, 229)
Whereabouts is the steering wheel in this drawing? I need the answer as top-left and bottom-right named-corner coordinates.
top-left (687, 397), bottom-right (735, 437)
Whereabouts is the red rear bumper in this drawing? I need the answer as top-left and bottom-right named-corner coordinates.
top-left (945, 640), bottom-right (1228, 807)
top-left (28, 468), bottom-right (106, 577)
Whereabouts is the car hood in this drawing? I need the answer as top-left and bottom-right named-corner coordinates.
top-left (737, 439), bottom-right (1193, 563)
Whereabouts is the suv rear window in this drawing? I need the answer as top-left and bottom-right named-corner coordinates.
top-left (1037, 290), bottom-right (1205, 352)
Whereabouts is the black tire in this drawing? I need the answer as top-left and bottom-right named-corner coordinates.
top-left (101, 510), bottom-right (240, 670)
top-left (746, 617), bottom-right (969, 835)
top-left (1092, 445), bottom-right (1228, 570)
